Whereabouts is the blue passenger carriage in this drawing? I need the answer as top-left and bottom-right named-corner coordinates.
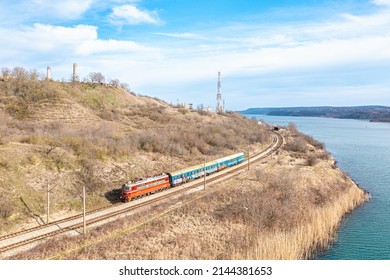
top-left (168, 160), bottom-right (218, 187)
top-left (168, 164), bottom-right (204, 186)
top-left (215, 152), bottom-right (245, 170)
top-left (167, 152), bottom-right (244, 187)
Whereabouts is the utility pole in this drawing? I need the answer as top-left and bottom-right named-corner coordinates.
top-left (247, 147), bottom-right (250, 171)
top-left (203, 158), bottom-right (206, 190)
top-left (170, 146), bottom-right (173, 173)
top-left (47, 182), bottom-right (50, 224)
top-left (83, 185), bottom-right (87, 235)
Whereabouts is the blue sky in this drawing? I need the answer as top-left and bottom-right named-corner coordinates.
top-left (1, 0), bottom-right (390, 110)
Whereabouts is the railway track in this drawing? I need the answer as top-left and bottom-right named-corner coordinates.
top-left (0, 203), bottom-right (120, 243)
top-left (0, 131), bottom-right (283, 256)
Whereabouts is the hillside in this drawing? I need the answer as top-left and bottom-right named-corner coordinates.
top-left (241, 106), bottom-right (390, 122)
top-left (0, 77), bottom-right (270, 234)
top-left (0, 76), bottom-right (368, 260)
top-left (7, 125), bottom-right (368, 260)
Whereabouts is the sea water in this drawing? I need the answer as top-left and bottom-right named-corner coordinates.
top-left (244, 114), bottom-right (390, 260)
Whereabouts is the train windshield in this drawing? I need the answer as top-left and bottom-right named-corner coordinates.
top-left (122, 185), bottom-right (131, 191)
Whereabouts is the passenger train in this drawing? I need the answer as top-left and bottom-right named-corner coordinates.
top-left (120, 152), bottom-right (245, 202)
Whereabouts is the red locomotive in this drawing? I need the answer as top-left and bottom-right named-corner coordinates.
top-left (120, 173), bottom-right (170, 202)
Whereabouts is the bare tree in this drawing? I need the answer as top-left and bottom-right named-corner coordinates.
top-left (1, 67), bottom-right (11, 78)
top-left (120, 82), bottom-right (136, 95)
top-left (29, 69), bottom-right (41, 81)
top-left (12, 67), bottom-right (29, 80)
top-left (197, 104), bottom-right (204, 110)
top-left (109, 78), bottom-right (120, 87)
top-left (120, 82), bottom-right (130, 91)
top-left (288, 122), bottom-right (299, 136)
top-left (89, 72), bottom-right (105, 84)
top-left (70, 74), bottom-right (80, 83)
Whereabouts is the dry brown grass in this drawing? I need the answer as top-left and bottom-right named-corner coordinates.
top-left (239, 184), bottom-right (365, 259)
top-left (0, 78), bottom-right (271, 234)
top-left (1, 77), bottom-right (368, 260)
top-left (7, 129), bottom-right (368, 260)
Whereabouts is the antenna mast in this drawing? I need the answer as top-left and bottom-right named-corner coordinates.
top-left (216, 71), bottom-right (223, 113)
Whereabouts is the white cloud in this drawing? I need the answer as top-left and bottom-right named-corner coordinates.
top-left (373, 0), bottom-right (390, 6)
top-left (155, 32), bottom-right (207, 40)
top-left (0, 0), bottom-right (93, 25)
top-left (48, 0), bottom-right (92, 19)
top-left (0, 24), bottom-right (96, 53)
top-left (0, 23), bottom-right (156, 66)
top-left (109, 4), bottom-right (161, 25)
top-left (30, 0), bottom-right (93, 20)
top-left (256, 36), bottom-right (390, 72)
top-left (77, 39), bottom-right (152, 55)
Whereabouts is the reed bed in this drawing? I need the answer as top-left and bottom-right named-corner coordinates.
top-left (242, 185), bottom-right (367, 259)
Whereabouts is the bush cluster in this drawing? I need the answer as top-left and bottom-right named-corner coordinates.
top-left (0, 182), bottom-right (15, 221)
top-left (284, 135), bottom-right (308, 153)
top-left (284, 122), bottom-right (326, 154)
top-left (133, 112), bottom-right (269, 156)
top-left (214, 172), bottom-right (304, 231)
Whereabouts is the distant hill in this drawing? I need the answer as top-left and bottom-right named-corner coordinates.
top-left (240, 106), bottom-right (390, 122)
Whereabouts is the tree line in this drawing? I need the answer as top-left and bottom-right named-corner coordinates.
top-left (1, 66), bottom-right (131, 92)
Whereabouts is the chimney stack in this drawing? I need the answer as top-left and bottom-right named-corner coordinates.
top-left (46, 66), bottom-right (51, 80)
top-left (72, 63), bottom-right (78, 82)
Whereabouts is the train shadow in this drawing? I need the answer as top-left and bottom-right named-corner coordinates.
top-left (104, 189), bottom-right (122, 204)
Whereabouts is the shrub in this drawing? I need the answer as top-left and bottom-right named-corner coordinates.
top-left (196, 110), bottom-right (211, 116)
top-left (0, 191), bottom-right (14, 220)
top-left (286, 122), bottom-right (326, 151)
top-left (301, 134), bottom-right (325, 150)
top-left (284, 136), bottom-right (308, 153)
top-left (5, 99), bottom-right (29, 119)
top-left (178, 108), bottom-right (188, 114)
top-left (255, 168), bottom-right (262, 181)
top-left (288, 122), bottom-right (299, 136)
top-left (306, 154), bottom-right (318, 166)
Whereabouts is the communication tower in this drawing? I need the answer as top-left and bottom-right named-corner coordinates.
top-left (216, 71), bottom-right (223, 113)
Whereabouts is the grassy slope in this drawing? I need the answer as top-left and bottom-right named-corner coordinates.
top-left (0, 80), bottom-right (270, 234)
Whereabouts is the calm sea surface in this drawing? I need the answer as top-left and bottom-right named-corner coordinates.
top-left (244, 114), bottom-right (390, 260)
